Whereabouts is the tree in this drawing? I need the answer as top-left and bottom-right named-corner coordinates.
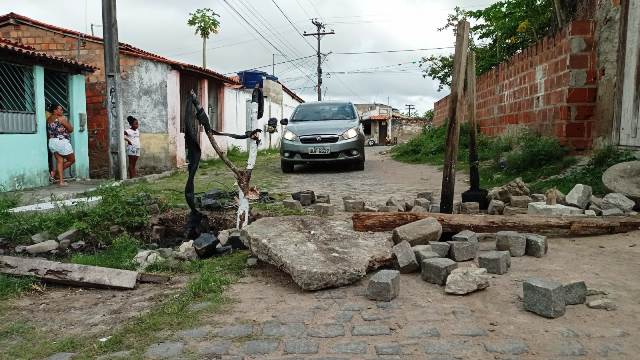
top-left (420, 0), bottom-right (575, 91)
top-left (423, 109), bottom-right (434, 121)
top-left (187, 8), bottom-right (221, 69)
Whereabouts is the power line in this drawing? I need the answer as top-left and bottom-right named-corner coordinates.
top-left (271, 0), bottom-right (316, 52)
top-left (224, 54), bottom-right (316, 75)
top-left (333, 46), bottom-right (453, 55)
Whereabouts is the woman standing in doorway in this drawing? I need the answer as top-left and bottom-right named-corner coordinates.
top-left (47, 103), bottom-right (75, 186)
top-left (124, 116), bottom-right (141, 178)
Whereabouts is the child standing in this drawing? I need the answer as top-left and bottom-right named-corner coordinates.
top-left (124, 116), bottom-right (141, 178)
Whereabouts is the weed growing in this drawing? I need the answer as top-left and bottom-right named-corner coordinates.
top-left (70, 235), bottom-right (140, 270)
top-left (0, 275), bottom-right (37, 300)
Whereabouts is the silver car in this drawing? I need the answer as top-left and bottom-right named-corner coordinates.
top-left (279, 102), bottom-right (365, 173)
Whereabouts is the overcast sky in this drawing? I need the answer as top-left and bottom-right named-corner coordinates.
top-left (1, 0), bottom-right (495, 115)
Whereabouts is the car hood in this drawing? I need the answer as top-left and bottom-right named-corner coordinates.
top-left (286, 120), bottom-right (358, 136)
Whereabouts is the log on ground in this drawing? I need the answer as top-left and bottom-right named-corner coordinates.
top-left (0, 255), bottom-right (138, 289)
top-left (352, 212), bottom-right (640, 236)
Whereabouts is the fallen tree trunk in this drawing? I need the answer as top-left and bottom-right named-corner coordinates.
top-left (0, 256), bottom-right (138, 289)
top-left (352, 212), bottom-right (640, 236)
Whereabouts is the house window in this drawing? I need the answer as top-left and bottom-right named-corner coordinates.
top-left (0, 61), bottom-right (36, 133)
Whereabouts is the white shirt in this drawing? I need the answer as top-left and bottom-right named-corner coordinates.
top-left (125, 128), bottom-right (140, 148)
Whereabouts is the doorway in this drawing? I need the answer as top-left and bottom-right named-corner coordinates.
top-left (379, 121), bottom-right (388, 145)
top-left (44, 69), bottom-right (73, 179)
top-left (617, 0), bottom-right (640, 147)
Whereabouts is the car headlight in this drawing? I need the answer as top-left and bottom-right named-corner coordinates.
top-left (283, 130), bottom-right (297, 141)
top-left (342, 127), bottom-right (359, 140)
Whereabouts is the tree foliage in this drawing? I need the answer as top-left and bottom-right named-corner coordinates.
top-left (187, 8), bottom-right (221, 40)
top-left (421, 0), bottom-right (575, 90)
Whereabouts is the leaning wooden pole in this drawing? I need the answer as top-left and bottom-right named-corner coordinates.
top-left (440, 20), bottom-right (470, 213)
top-left (465, 52), bottom-right (480, 191)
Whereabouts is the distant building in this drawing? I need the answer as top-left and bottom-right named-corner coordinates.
top-left (0, 38), bottom-right (94, 190)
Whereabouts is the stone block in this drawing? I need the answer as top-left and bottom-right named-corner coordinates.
top-left (392, 241), bottom-right (419, 273)
top-left (292, 190), bottom-right (316, 205)
top-left (57, 228), bottom-right (81, 242)
top-left (429, 204), bottom-right (441, 213)
top-left (461, 202), bottom-right (480, 214)
top-left (496, 231), bottom-right (526, 257)
top-left (588, 204), bottom-right (603, 215)
top-left (31, 231), bottom-right (50, 244)
top-left (503, 206), bottom-right (528, 215)
top-left (282, 199), bottom-right (303, 210)
top-left (343, 199), bottom-right (365, 212)
top-left (414, 198), bottom-right (431, 208)
top-left (415, 249), bottom-right (441, 263)
top-left (430, 242), bottom-right (450, 257)
top-left (509, 195), bottom-right (532, 208)
top-left (421, 258), bottom-right (457, 285)
top-left (193, 232), bottom-right (218, 258)
top-left (392, 218), bottom-right (442, 246)
top-left (315, 194), bottom-right (330, 203)
top-left (366, 269), bottom-right (400, 301)
top-left (26, 240), bottom-right (59, 254)
top-left (603, 193), bottom-right (635, 211)
top-left (564, 281), bottom-right (587, 305)
top-left (403, 201), bottom-right (414, 212)
top-left (478, 251), bottom-right (510, 274)
top-left (528, 202), bottom-right (584, 216)
top-left (417, 191), bottom-right (433, 201)
top-left (602, 207), bottom-right (624, 216)
top-left (523, 278), bottom-right (566, 318)
top-left (411, 205), bottom-right (429, 213)
top-left (377, 205), bottom-right (397, 212)
top-left (452, 230), bottom-right (478, 242)
top-left (447, 241), bottom-right (479, 261)
top-left (525, 233), bottom-right (548, 257)
top-left (363, 205), bottom-right (378, 212)
top-left (531, 193), bottom-right (546, 202)
top-left (566, 184), bottom-right (592, 209)
top-left (312, 203), bottom-right (335, 216)
top-left (584, 209), bottom-right (597, 216)
top-left (488, 200), bottom-right (505, 215)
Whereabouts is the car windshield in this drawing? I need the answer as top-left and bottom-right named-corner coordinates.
top-left (291, 103), bottom-right (356, 121)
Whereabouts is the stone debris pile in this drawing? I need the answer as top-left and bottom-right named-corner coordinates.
top-left (523, 278), bottom-right (613, 318)
top-left (283, 190), bottom-right (337, 217)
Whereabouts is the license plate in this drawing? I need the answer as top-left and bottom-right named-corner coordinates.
top-left (309, 146), bottom-right (330, 154)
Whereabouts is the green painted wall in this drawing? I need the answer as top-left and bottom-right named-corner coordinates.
top-left (0, 66), bottom-right (89, 191)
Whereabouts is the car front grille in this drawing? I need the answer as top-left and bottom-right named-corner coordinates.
top-left (299, 135), bottom-right (340, 144)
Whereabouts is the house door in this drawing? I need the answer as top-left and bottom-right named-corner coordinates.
top-left (379, 121), bottom-right (388, 145)
top-left (618, 0), bottom-right (640, 147)
top-left (44, 70), bottom-right (73, 178)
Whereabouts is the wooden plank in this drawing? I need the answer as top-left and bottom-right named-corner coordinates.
top-left (465, 51), bottom-right (480, 191)
top-left (351, 212), bottom-right (640, 236)
top-left (440, 20), bottom-right (470, 213)
top-left (0, 256), bottom-right (138, 289)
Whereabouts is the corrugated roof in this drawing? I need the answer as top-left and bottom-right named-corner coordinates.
top-left (0, 12), bottom-right (237, 84)
top-left (0, 37), bottom-right (95, 71)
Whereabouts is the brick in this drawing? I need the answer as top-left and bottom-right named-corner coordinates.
top-left (565, 123), bottom-right (586, 137)
top-left (570, 21), bottom-right (592, 36)
top-left (569, 54), bottom-right (590, 69)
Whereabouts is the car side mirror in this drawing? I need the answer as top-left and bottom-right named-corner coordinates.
top-left (280, 118), bottom-right (289, 125)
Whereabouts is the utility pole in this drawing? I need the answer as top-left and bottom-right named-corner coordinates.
top-left (91, 23), bottom-right (102, 37)
top-left (304, 19), bottom-right (334, 101)
top-left (102, 0), bottom-right (127, 180)
top-left (405, 104), bottom-right (415, 117)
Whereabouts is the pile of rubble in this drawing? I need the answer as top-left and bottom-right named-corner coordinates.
top-left (12, 228), bottom-right (86, 256)
top-left (282, 190), bottom-right (335, 217)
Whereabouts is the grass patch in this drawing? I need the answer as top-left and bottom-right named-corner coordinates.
top-left (70, 235), bottom-right (139, 270)
top-left (0, 275), bottom-right (37, 300)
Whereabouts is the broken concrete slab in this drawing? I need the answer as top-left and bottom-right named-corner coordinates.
top-left (391, 218), bottom-right (442, 246)
top-left (445, 267), bottom-right (490, 295)
top-left (392, 241), bottom-right (419, 273)
top-left (447, 241), bottom-right (479, 261)
top-left (31, 231), bottom-right (51, 244)
top-left (566, 184), bottom-right (592, 209)
top-left (478, 251), bottom-right (510, 275)
top-left (603, 193), bottom-right (636, 211)
top-left (488, 200), bottom-right (505, 215)
top-left (0, 255), bottom-right (138, 289)
top-left (176, 241), bottom-right (198, 261)
top-left (9, 196), bottom-right (102, 213)
top-left (564, 281), bottom-right (587, 305)
top-left (244, 216), bottom-right (392, 290)
top-left (528, 202), bottom-right (584, 216)
top-left (283, 199), bottom-right (303, 210)
top-left (421, 258), bottom-right (457, 285)
top-left (452, 230), bottom-right (478, 243)
top-left (366, 269), bottom-right (400, 301)
top-left (523, 278), bottom-right (566, 318)
top-left (602, 161), bottom-right (640, 202)
top-left (26, 240), bottom-right (59, 254)
top-left (134, 250), bottom-right (163, 270)
top-left (496, 231), bottom-right (526, 257)
top-left (57, 228), bottom-right (81, 242)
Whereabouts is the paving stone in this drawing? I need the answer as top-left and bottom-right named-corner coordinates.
top-left (311, 203), bottom-right (336, 216)
top-left (447, 241), bottom-right (479, 261)
top-left (478, 251), bottom-right (510, 274)
top-left (361, 310), bottom-right (392, 321)
top-left (197, 340), bottom-right (231, 355)
top-left (564, 281), bottom-right (587, 305)
top-left (452, 230), bottom-right (478, 242)
top-left (451, 326), bottom-right (488, 337)
top-left (46, 353), bottom-right (76, 360)
top-left (415, 249), bottom-right (441, 263)
top-left (559, 328), bottom-right (580, 338)
top-left (344, 199), bottom-right (365, 212)
top-left (430, 242), bottom-right (450, 257)
top-left (392, 241), bottom-right (419, 273)
top-left (144, 341), bottom-right (185, 359)
top-left (528, 202), bottom-right (583, 216)
top-left (243, 339), bottom-right (280, 355)
top-left (276, 311), bottom-right (315, 323)
top-left (421, 258), bottom-right (457, 285)
top-left (423, 340), bottom-right (465, 354)
top-left (483, 339), bottom-right (529, 355)
top-left (262, 321), bottom-right (306, 337)
top-left (342, 303), bottom-right (364, 311)
top-left (284, 338), bottom-right (319, 354)
top-left (352, 324), bottom-right (391, 336)
top-left (392, 218), bottom-right (442, 246)
top-left (315, 289), bottom-right (347, 299)
top-left (524, 233), bottom-right (548, 257)
top-left (411, 205), bottom-right (429, 213)
top-left (488, 199), bottom-right (505, 215)
top-left (331, 341), bottom-right (368, 354)
top-left (510, 195), bottom-right (532, 208)
top-left (496, 231), bottom-right (527, 257)
top-left (96, 350), bottom-right (132, 360)
top-left (316, 194), bottom-right (330, 203)
top-left (523, 278), bottom-right (566, 318)
top-left (405, 325), bottom-right (441, 338)
top-left (555, 340), bottom-right (587, 357)
top-left (366, 269), bottom-right (400, 301)
top-left (375, 342), bottom-right (401, 355)
top-left (177, 326), bottom-right (209, 339)
top-left (334, 311), bottom-right (355, 323)
top-left (307, 324), bottom-right (345, 338)
top-left (414, 198), bottom-right (431, 208)
top-left (214, 324), bottom-right (255, 338)
top-left (597, 343), bottom-right (625, 357)
top-left (460, 202), bottom-right (480, 214)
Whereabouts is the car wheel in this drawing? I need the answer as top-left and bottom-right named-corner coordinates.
top-left (281, 160), bottom-right (294, 173)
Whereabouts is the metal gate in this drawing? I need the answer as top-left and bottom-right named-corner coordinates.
top-left (618, 0), bottom-right (640, 147)
top-left (44, 70), bottom-right (73, 179)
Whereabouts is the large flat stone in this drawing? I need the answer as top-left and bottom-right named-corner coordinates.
top-left (566, 184), bottom-right (592, 209)
top-left (244, 216), bottom-right (392, 290)
top-left (528, 202), bottom-right (584, 216)
top-left (603, 193), bottom-right (636, 211)
top-left (392, 218), bottom-right (442, 246)
top-left (602, 161), bottom-right (640, 202)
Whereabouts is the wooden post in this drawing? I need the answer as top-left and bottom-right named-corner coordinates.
top-left (466, 52), bottom-right (480, 191)
top-left (440, 20), bottom-right (470, 214)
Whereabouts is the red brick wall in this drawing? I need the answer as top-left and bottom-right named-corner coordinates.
top-left (433, 20), bottom-right (597, 150)
top-left (1, 23), bottom-right (142, 177)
